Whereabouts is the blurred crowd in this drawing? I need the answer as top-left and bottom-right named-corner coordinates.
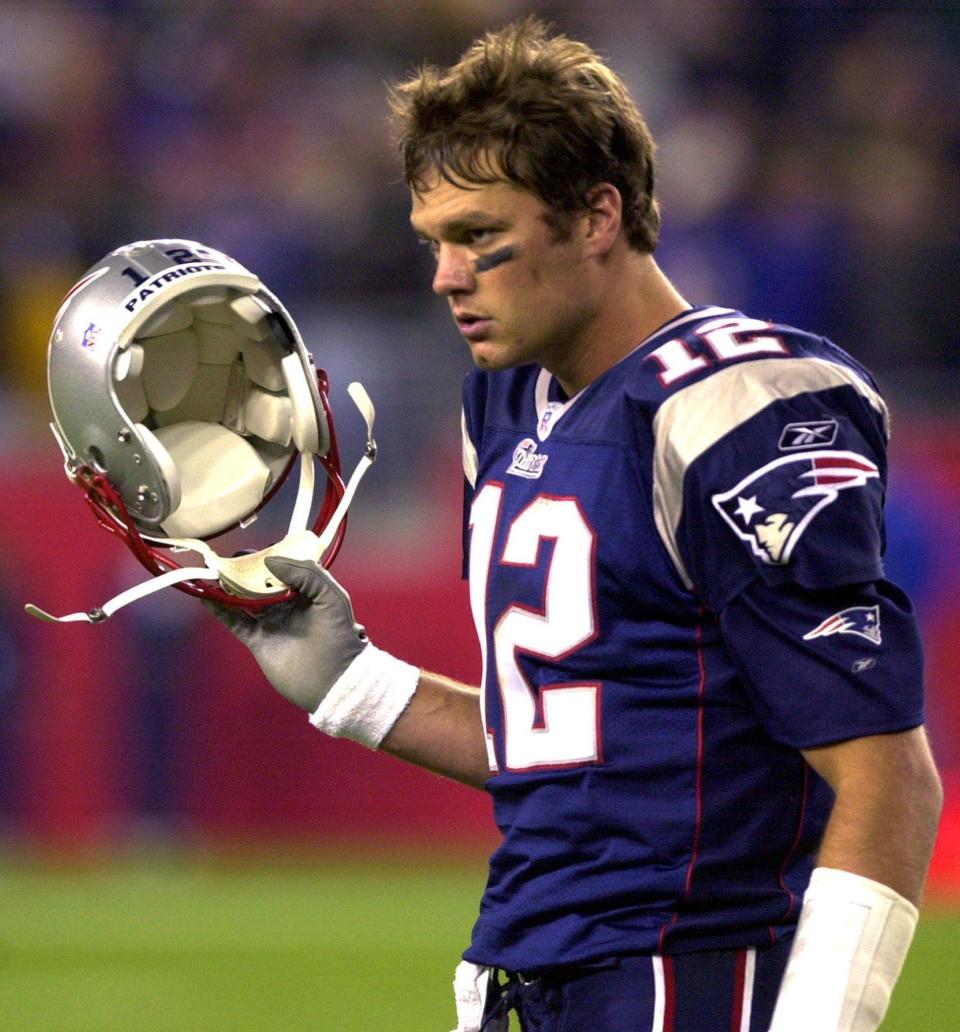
top-left (1, 2), bottom-right (958, 456)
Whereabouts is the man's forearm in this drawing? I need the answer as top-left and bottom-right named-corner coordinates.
top-left (768, 727), bottom-right (943, 1031)
top-left (803, 726), bottom-right (943, 905)
top-left (380, 671), bottom-right (492, 788)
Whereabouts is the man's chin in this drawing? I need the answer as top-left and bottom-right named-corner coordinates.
top-left (468, 339), bottom-right (519, 372)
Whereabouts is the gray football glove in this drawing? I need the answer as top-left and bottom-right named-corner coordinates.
top-left (207, 557), bottom-right (368, 713)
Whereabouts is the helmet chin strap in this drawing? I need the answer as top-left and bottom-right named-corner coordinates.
top-left (25, 382), bottom-right (377, 625)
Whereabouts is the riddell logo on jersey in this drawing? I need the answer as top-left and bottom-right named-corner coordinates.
top-left (507, 438), bottom-right (549, 479)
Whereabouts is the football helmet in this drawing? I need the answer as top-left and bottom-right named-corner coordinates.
top-left (26, 239), bottom-right (376, 624)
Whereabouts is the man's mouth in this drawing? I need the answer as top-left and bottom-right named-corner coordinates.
top-left (454, 313), bottom-right (493, 340)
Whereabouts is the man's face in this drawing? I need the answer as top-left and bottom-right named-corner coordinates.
top-left (410, 174), bottom-right (598, 376)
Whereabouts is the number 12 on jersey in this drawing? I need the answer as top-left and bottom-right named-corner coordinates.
top-left (469, 482), bottom-right (601, 773)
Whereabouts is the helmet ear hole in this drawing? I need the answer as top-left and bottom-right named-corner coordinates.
top-left (87, 446), bottom-right (107, 473)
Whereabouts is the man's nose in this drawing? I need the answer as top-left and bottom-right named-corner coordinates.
top-left (432, 245), bottom-right (475, 296)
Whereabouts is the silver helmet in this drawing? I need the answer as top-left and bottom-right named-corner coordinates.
top-left (28, 239), bottom-right (376, 622)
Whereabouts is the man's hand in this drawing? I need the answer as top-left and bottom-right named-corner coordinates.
top-left (211, 556), bottom-right (488, 776)
top-left (207, 557), bottom-right (368, 713)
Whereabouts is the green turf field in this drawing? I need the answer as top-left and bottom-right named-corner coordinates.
top-left (0, 854), bottom-right (956, 1031)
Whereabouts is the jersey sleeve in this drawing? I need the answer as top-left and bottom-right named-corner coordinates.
top-left (659, 352), bottom-right (890, 610)
top-left (652, 347), bottom-right (924, 747)
top-left (719, 577), bottom-right (924, 748)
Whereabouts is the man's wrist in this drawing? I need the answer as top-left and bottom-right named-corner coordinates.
top-left (308, 643), bottom-right (420, 748)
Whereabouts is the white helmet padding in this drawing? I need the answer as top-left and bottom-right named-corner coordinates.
top-left (25, 238), bottom-right (376, 624)
top-left (153, 421), bottom-right (271, 539)
top-left (281, 352), bottom-right (323, 454)
top-left (114, 293), bottom-right (322, 540)
top-left (111, 283), bottom-right (326, 538)
top-left (136, 423), bottom-right (183, 516)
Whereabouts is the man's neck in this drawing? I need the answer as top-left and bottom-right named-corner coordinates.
top-left (552, 253), bottom-right (689, 397)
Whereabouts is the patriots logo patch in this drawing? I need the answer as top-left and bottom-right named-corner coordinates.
top-left (712, 450), bottom-right (880, 565)
top-left (507, 438), bottom-right (549, 479)
top-left (804, 605), bottom-right (882, 645)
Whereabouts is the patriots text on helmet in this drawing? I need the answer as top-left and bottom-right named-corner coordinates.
top-left (121, 262), bottom-right (227, 313)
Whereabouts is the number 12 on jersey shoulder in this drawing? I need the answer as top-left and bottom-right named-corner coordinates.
top-left (469, 482), bottom-right (602, 773)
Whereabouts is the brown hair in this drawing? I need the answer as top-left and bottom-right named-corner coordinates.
top-left (388, 17), bottom-right (661, 252)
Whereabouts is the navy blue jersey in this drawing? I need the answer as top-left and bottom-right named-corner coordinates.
top-left (460, 306), bottom-right (923, 972)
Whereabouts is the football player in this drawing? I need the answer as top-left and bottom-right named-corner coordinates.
top-left (211, 18), bottom-right (943, 1032)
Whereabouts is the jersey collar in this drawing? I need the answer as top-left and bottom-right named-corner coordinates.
top-left (533, 306), bottom-right (735, 442)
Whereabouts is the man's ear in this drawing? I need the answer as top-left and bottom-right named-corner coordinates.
top-left (582, 183), bottom-right (623, 257)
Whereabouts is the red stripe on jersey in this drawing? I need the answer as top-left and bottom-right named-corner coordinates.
top-left (684, 620), bottom-right (708, 898)
top-left (775, 763), bottom-right (810, 925)
top-left (658, 618), bottom-right (708, 951)
top-left (663, 955), bottom-right (676, 1032)
top-left (730, 949), bottom-right (747, 1032)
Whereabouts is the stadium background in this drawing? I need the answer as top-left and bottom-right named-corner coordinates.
top-left (0, 2), bottom-right (957, 1029)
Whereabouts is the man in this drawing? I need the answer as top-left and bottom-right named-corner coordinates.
top-left (212, 18), bottom-right (943, 1031)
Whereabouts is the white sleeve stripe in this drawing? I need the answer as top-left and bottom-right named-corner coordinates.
top-left (650, 954), bottom-right (666, 1032)
top-left (740, 948), bottom-right (756, 1032)
top-left (651, 357), bottom-right (888, 588)
top-left (461, 408), bottom-right (479, 488)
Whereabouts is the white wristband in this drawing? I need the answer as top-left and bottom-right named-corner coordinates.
top-left (308, 643), bottom-right (420, 748)
top-left (769, 867), bottom-right (919, 1032)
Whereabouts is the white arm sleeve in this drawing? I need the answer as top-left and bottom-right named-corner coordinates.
top-left (769, 866), bottom-right (919, 1032)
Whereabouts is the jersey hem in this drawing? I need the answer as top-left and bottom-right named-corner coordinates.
top-left (772, 714), bottom-right (924, 751)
